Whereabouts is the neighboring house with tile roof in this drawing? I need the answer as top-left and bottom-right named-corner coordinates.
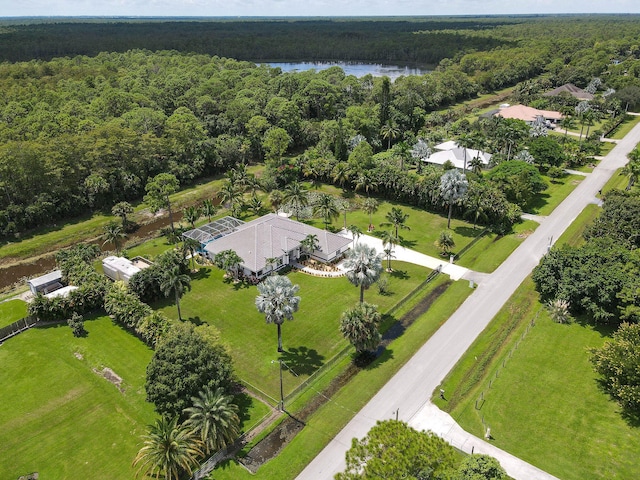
top-left (188, 214), bottom-right (352, 279)
top-left (543, 83), bottom-right (594, 100)
top-left (495, 104), bottom-right (563, 126)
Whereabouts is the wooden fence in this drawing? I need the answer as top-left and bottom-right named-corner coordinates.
top-left (0, 316), bottom-right (38, 343)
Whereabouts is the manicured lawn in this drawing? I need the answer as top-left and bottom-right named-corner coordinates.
top-left (602, 168), bottom-right (630, 193)
top-left (214, 277), bottom-right (474, 480)
top-left (0, 315), bottom-right (156, 479)
top-left (156, 261), bottom-right (432, 401)
top-left (608, 113), bottom-right (640, 139)
top-left (527, 173), bottom-right (584, 216)
top-left (0, 298), bottom-right (27, 327)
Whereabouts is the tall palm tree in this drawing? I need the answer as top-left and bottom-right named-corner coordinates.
top-left (248, 193), bottom-right (263, 216)
top-left (313, 193), bottom-right (339, 229)
top-left (201, 198), bottom-right (216, 223)
top-left (380, 230), bottom-right (397, 272)
top-left (469, 156), bottom-right (484, 176)
top-left (339, 302), bottom-right (382, 355)
top-left (219, 180), bottom-right (243, 217)
top-left (344, 243), bottom-right (383, 303)
top-left (255, 275), bottom-right (301, 353)
top-left (354, 171), bottom-right (378, 197)
top-left (183, 386), bottom-right (240, 455)
top-left (622, 148), bottom-right (640, 190)
top-left (214, 249), bottom-right (244, 281)
top-left (283, 181), bottom-right (309, 221)
top-left (347, 224), bottom-right (363, 245)
top-left (456, 133), bottom-right (474, 172)
top-left (332, 162), bottom-right (352, 189)
top-left (183, 205), bottom-right (201, 229)
top-left (160, 266), bottom-right (191, 321)
top-left (182, 237), bottom-right (201, 272)
top-left (380, 121), bottom-right (400, 150)
top-left (133, 416), bottom-right (203, 480)
top-left (102, 221), bottom-right (126, 253)
top-left (380, 207), bottom-right (410, 239)
top-left (440, 170), bottom-right (469, 229)
top-left (362, 197), bottom-right (379, 231)
top-left (560, 116), bottom-right (576, 143)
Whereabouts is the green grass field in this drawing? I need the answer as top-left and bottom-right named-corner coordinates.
top-left (0, 315), bottom-right (156, 479)
top-left (0, 298), bottom-right (27, 327)
top-left (156, 260), bottom-right (431, 401)
top-left (527, 173), bottom-right (584, 216)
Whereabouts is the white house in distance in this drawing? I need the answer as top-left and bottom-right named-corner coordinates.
top-left (427, 140), bottom-right (493, 170)
top-left (185, 214), bottom-right (353, 279)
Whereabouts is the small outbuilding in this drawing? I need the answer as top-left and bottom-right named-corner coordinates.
top-left (102, 256), bottom-right (151, 283)
top-left (45, 285), bottom-right (79, 299)
top-left (28, 270), bottom-right (63, 295)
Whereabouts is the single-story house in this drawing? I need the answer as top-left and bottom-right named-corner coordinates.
top-left (27, 270), bottom-right (63, 295)
top-left (428, 141), bottom-right (492, 170)
top-left (543, 83), bottom-right (594, 101)
top-left (195, 214), bottom-right (353, 279)
top-left (495, 104), bottom-right (563, 127)
top-left (102, 256), bottom-right (152, 283)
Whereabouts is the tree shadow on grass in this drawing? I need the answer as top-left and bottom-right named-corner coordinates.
top-left (185, 315), bottom-right (205, 326)
top-left (453, 225), bottom-right (481, 238)
top-left (593, 378), bottom-right (640, 428)
top-left (526, 193), bottom-right (550, 214)
top-left (280, 346), bottom-right (324, 376)
top-left (233, 391), bottom-right (258, 427)
top-left (191, 267), bottom-right (211, 280)
top-left (362, 347), bottom-right (394, 370)
top-left (390, 269), bottom-right (409, 280)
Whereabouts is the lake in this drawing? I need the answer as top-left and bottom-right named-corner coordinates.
top-left (265, 61), bottom-right (430, 80)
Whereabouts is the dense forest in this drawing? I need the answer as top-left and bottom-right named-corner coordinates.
top-left (2, 15), bottom-right (640, 239)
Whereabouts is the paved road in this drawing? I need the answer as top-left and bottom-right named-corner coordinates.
top-left (296, 123), bottom-right (640, 480)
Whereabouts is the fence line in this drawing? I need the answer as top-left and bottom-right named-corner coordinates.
top-left (454, 228), bottom-right (489, 261)
top-left (0, 316), bottom-right (38, 343)
top-left (474, 313), bottom-right (538, 411)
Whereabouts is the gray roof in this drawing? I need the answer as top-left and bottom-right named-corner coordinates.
top-left (28, 270), bottom-right (63, 288)
top-left (543, 83), bottom-right (594, 100)
top-left (204, 214), bottom-right (352, 274)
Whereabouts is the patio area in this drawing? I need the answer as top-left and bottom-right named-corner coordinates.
top-left (294, 258), bottom-right (348, 278)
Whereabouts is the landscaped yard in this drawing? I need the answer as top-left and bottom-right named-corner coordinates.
top-left (155, 260), bottom-right (433, 402)
top-left (0, 315), bottom-right (156, 479)
top-left (0, 298), bottom-right (27, 328)
top-left (527, 173), bottom-right (584, 216)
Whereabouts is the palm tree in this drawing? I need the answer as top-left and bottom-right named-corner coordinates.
top-left (219, 181), bottom-right (243, 217)
top-left (362, 197), bottom-right (379, 231)
top-left (380, 230), bottom-right (397, 272)
top-left (469, 156), bottom-right (484, 176)
top-left (354, 171), bottom-right (378, 197)
top-left (283, 181), bottom-right (309, 221)
top-left (248, 193), bottom-right (263, 216)
top-left (299, 234), bottom-right (320, 260)
top-left (559, 116), bottom-right (576, 142)
top-left (201, 198), bottom-right (217, 223)
top-left (380, 207), bottom-right (410, 239)
top-left (440, 170), bottom-right (469, 229)
top-left (339, 302), bottom-right (382, 355)
top-left (332, 162), bottom-right (352, 189)
top-left (456, 133), bottom-right (474, 172)
top-left (183, 386), bottom-right (240, 455)
top-left (347, 224), bottom-right (363, 245)
top-left (344, 243), bottom-right (383, 303)
top-left (313, 193), bottom-right (339, 229)
top-left (214, 249), bottom-right (244, 281)
top-left (183, 205), bottom-right (201, 229)
top-left (394, 141), bottom-right (411, 170)
top-left (380, 121), bottom-right (400, 149)
top-left (622, 148), bottom-right (640, 190)
top-left (160, 266), bottom-right (191, 321)
top-left (435, 230), bottom-right (456, 256)
top-left (112, 201), bottom-right (133, 229)
top-left (102, 221), bottom-right (126, 253)
top-left (133, 416), bottom-right (203, 480)
top-left (182, 237), bottom-right (201, 272)
top-left (464, 184), bottom-right (488, 230)
top-left (255, 275), bottom-right (301, 353)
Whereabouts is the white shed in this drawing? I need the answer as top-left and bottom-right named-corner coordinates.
top-left (102, 256), bottom-right (141, 283)
top-left (27, 270), bottom-right (63, 295)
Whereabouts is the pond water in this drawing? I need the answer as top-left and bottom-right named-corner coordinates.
top-left (265, 61), bottom-right (431, 80)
